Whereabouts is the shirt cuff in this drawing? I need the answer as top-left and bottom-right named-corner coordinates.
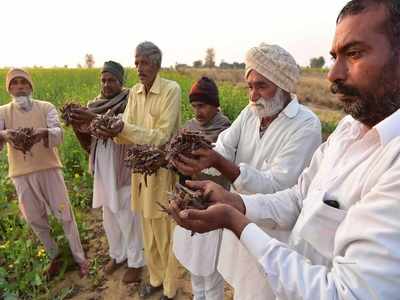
top-left (240, 223), bottom-right (272, 260)
top-left (48, 127), bottom-right (63, 147)
top-left (232, 163), bottom-right (247, 192)
top-left (242, 194), bottom-right (259, 221)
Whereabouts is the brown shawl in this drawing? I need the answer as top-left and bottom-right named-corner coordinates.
top-left (87, 89), bottom-right (131, 188)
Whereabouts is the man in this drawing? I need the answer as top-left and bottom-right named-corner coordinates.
top-left (95, 42), bottom-right (180, 300)
top-left (173, 44), bottom-right (321, 299)
top-left (170, 1), bottom-right (400, 299)
top-left (173, 77), bottom-right (231, 300)
top-left (69, 61), bottom-right (145, 283)
top-left (0, 68), bottom-right (88, 278)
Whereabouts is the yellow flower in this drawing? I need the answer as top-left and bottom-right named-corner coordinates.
top-left (37, 248), bottom-right (46, 257)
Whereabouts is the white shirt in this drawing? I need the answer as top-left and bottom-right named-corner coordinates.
top-left (215, 97), bottom-right (322, 195)
top-left (241, 111), bottom-right (400, 300)
top-left (92, 139), bottom-right (130, 213)
top-left (214, 97), bottom-right (322, 300)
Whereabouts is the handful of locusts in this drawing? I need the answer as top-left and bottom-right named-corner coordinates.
top-left (124, 144), bottom-right (168, 186)
top-left (124, 130), bottom-right (212, 179)
top-left (11, 127), bottom-right (35, 156)
top-left (60, 102), bottom-right (84, 126)
top-left (158, 183), bottom-right (211, 235)
top-left (89, 112), bottom-right (120, 143)
top-left (164, 129), bottom-right (213, 169)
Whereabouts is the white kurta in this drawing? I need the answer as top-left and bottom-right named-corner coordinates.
top-left (214, 98), bottom-right (322, 300)
top-left (240, 111), bottom-right (400, 300)
top-left (93, 139), bottom-right (144, 267)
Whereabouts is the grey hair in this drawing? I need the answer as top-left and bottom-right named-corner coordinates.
top-left (135, 41), bottom-right (162, 68)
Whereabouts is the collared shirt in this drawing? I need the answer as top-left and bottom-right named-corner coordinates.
top-left (215, 97), bottom-right (322, 195)
top-left (240, 111), bottom-right (400, 299)
top-left (114, 74), bottom-right (181, 218)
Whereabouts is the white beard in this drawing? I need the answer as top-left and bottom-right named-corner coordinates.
top-left (12, 95), bottom-right (32, 111)
top-left (250, 89), bottom-right (286, 119)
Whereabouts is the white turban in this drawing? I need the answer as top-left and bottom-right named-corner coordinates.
top-left (245, 43), bottom-right (300, 93)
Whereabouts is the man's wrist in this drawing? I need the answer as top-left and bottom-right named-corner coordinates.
top-left (225, 206), bottom-right (251, 238)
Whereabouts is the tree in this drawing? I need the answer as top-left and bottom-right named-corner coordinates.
top-left (310, 56), bottom-right (325, 68)
top-left (193, 60), bottom-right (203, 68)
top-left (204, 48), bottom-right (216, 68)
top-left (85, 54), bottom-right (95, 68)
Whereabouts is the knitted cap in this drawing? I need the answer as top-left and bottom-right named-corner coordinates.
top-left (102, 61), bottom-right (124, 84)
top-left (189, 77), bottom-right (219, 107)
top-left (245, 43), bottom-right (300, 93)
top-left (6, 68), bottom-right (33, 93)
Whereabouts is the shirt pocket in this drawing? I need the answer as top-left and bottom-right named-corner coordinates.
top-left (296, 192), bottom-right (347, 260)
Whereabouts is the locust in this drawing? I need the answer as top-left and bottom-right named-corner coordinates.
top-left (157, 183), bottom-right (211, 236)
top-left (164, 129), bottom-right (213, 169)
top-left (10, 127), bottom-right (35, 157)
top-left (124, 144), bottom-right (168, 186)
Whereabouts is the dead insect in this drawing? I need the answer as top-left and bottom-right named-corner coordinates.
top-left (60, 102), bottom-right (84, 126)
top-left (124, 144), bottom-right (167, 186)
top-left (89, 111), bottom-right (120, 144)
top-left (164, 129), bottom-right (212, 168)
top-left (159, 183), bottom-right (211, 236)
top-left (10, 127), bottom-right (35, 156)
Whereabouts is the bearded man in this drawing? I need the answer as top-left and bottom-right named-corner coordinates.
top-left (69, 61), bottom-right (145, 284)
top-left (170, 0), bottom-right (400, 299)
top-left (173, 44), bottom-right (321, 300)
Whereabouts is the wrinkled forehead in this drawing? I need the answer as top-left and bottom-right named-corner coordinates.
top-left (332, 5), bottom-right (390, 53)
top-left (246, 69), bottom-right (275, 85)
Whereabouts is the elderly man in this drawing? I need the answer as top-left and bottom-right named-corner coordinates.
top-left (69, 61), bottom-right (145, 283)
top-left (173, 77), bottom-right (231, 300)
top-left (170, 0), bottom-right (400, 299)
top-left (0, 68), bottom-right (88, 278)
top-left (173, 44), bottom-right (321, 299)
top-left (95, 42), bottom-right (180, 300)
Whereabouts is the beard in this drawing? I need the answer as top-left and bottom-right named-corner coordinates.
top-left (12, 94), bottom-right (32, 111)
top-left (250, 88), bottom-right (286, 119)
top-left (330, 53), bottom-right (400, 127)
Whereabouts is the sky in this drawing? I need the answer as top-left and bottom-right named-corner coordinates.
top-left (0, 0), bottom-right (350, 68)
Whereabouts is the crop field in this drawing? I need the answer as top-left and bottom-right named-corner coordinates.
top-left (0, 68), bottom-right (343, 299)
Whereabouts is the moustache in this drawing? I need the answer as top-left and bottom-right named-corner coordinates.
top-left (330, 82), bottom-right (360, 97)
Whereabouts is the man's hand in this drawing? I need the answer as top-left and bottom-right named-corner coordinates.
top-left (168, 201), bottom-right (250, 237)
top-left (0, 129), bottom-right (12, 143)
top-left (172, 148), bottom-right (220, 176)
top-left (93, 118), bottom-right (124, 138)
top-left (32, 128), bottom-right (49, 147)
top-left (1, 129), bottom-right (25, 152)
top-left (69, 108), bottom-right (97, 126)
top-left (185, 180), bottom-right (246, 213)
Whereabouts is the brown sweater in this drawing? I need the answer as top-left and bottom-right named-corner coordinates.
top-left (0, 100), bottom-right (62, 177)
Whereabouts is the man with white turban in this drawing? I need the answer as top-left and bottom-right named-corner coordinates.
top-left (173, 43), bottom-right (322, 300)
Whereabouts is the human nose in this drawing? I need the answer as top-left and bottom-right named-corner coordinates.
top-left (327, 57), bottom-right (347, 83)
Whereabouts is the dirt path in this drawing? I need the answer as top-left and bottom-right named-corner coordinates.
top-left (50, 209), bottom-right (234, 300)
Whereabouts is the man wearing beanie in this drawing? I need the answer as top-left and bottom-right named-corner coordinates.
top-left (94, 42), bottom-right (181, 300)
top-left (0, 68), bottom-right (89, 278)
top-left (173, 77), bottom-right (230, 300)
top-left (69, 61), bottom-right (145, 284)
top-left (173, 44), bottom-right (322, 300)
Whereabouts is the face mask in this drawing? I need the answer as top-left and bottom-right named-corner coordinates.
top-left (12, 95), bottom-right (32, 110)
top-left (250, 89), bottom-right (285, 119)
